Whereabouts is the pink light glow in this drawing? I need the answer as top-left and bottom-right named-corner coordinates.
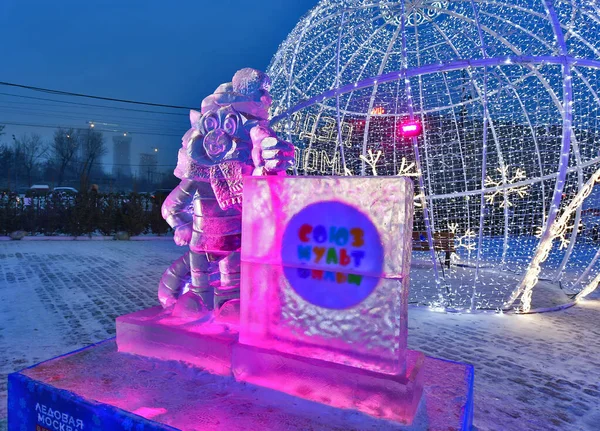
top-left (132, 407), bottom-right (168, 419)
top-left (400, 120), bottom-right (423, 138)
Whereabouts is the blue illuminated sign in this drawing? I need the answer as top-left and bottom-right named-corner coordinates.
top-left (281, 201), bottom-right (383, 309)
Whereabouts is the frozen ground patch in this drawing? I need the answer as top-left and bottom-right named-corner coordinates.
top-left (408, 302), bottom-right (600, 431)
top-left (0, 241), bottom-right (183, 430)
top-left (1, 241), bottom-right (599, 430)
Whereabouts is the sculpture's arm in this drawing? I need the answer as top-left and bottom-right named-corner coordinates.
top-left (162, 179), bottom-right (197, 227)
top-left (162, 179), bottom-right (197, 246)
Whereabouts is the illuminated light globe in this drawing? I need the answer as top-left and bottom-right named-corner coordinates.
top-left (267, 0), bottom-right (600, 312)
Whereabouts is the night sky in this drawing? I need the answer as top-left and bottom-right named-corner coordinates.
top-left (0, 0), bottom-right (319, 172)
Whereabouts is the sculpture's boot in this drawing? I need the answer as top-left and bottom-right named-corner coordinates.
top-left (171, 250), bottom-right (221, 320)
top-left (171, 291), bottom-right (212, 321)
top-left (214, 298), bottom-right (240, 325)
top-left (157, 252), bottom-right (190, 308)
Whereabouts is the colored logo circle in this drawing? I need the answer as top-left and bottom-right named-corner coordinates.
top-left (281, 201), bottom-right (383, 309)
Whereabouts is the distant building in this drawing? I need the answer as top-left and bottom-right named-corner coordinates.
top-left (112, 135), bottom-right (132, 178)
top-left (139, 152), bottom-right (158, 183)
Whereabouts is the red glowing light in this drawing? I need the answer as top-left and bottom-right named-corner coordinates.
top-left (400, 120), bottom-right (423, 138)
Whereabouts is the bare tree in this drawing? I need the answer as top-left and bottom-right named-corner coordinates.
top-left (1, 144), bottom-right (13, 190)
top-left (77, 128), bottom-right (107, 190)
top-left (52, 128), bottom-right (79, 185)
top-left (15, 133), bottom-right (48, 187)
top-left (0, 126), bottom-right (8, 189)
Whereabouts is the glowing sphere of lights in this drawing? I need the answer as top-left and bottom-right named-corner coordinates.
top-left (267, 0), bottom-right (600, 312)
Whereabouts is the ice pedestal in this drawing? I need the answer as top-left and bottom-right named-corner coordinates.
top-left (232, 344), bottom-right (424, 424)
top-left (8, 339), bottom-right (474, 431)
top-left (116, 307), bottom-right (425, 425)
top-left (116, 306), bottom-right (238, 376)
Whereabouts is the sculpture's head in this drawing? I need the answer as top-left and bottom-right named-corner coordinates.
top-left (175, 68), bottom-right (272, 180)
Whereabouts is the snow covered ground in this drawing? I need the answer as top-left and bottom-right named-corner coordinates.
top-left (0, 241), bottom-right (599, 430)
top-left (410, 235), bottom-right (600, 310)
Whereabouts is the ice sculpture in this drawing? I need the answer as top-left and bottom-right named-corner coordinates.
top-left (159, 68), bottom-right (294, 315)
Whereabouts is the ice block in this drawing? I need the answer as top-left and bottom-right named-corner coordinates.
top-left (239, 176), bottom-right (414, 375)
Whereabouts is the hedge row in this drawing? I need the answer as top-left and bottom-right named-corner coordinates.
top-left (0, 193), bottom-right (171, 237)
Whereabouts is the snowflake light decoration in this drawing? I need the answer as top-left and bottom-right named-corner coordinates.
top-left (268, 0), bottom-right (600, 311)
top-left (484, 166), bottom-right (529, 208)
top-left (359, 149), bottom-right (383, 176)
top-left (396, 157), bottom-right (420, 177)
top-left (535, 219), bottom-right (584, 250)
top-left (448, 223), bottom-right (477, 252)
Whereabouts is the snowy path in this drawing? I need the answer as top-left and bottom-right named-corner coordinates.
top-left (1, 241), bottom-right (599, 430)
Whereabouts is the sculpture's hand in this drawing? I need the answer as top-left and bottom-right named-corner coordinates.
top-left (250, 125), bottom-right (294, 176)
top-left (174, 223), bottom-right (193, 246)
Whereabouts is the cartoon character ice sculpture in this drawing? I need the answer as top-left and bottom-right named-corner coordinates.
top-left (159, 68), bottom-right (294, 315)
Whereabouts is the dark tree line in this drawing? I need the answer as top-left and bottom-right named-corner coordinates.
top-left (0, 125), bottom-right (108, 191)
top-left (0, 124), bottom-right (178, 193)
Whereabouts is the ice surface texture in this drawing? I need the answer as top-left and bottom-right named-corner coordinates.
top-left (240, 176), bottom-right (414, 375)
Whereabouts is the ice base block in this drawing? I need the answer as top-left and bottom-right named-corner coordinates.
top-left (8, 339), bottom-right (474, 431)
top-left (117, 306), bottom-right (423, 424)
top-left (110, 307), bottom-right (473, 429)
top-left (232, 344), bottom-right (425, 424)
top-left (116, 306), bottom-right (238, 376)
